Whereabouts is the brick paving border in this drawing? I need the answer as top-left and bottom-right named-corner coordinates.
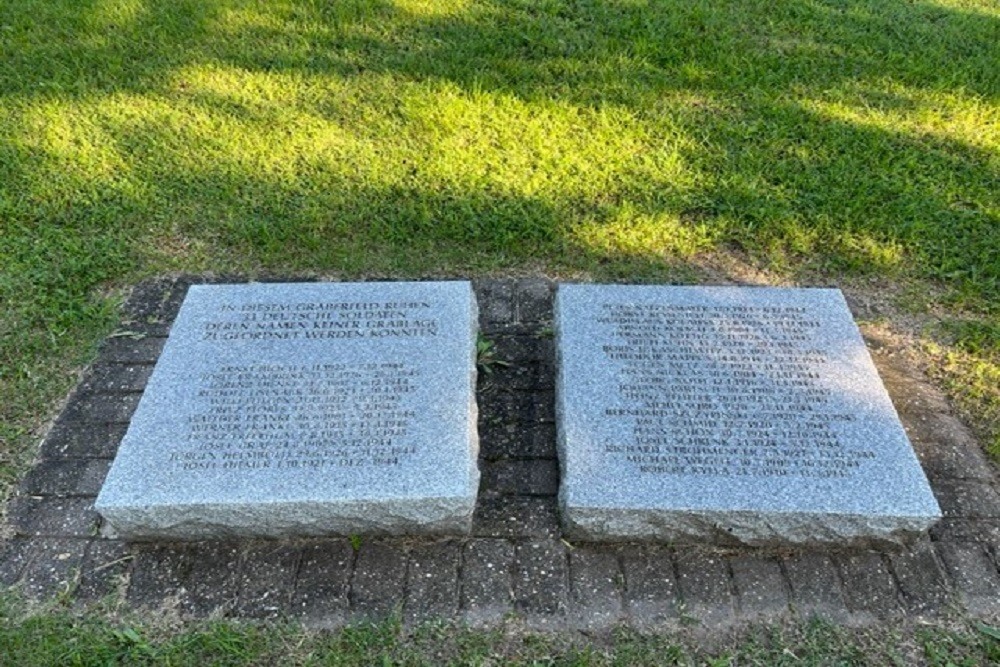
top-left (2, 276), bottom-right (1000, 629)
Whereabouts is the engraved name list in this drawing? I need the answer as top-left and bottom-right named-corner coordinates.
top-left (95, 281), bottom-right (480, 539)
top-left (598, 302), bottom-right (876, 480)
top-left (172, 299), bottom-right (439, 474)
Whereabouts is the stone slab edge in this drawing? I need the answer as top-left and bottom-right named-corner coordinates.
top-left (554, 285), bottom-right (940, 547)
top-left (97, 281), bottom-right (479, 540)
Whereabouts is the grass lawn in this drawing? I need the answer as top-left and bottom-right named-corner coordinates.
top-left (1, 594), bottom-right (1000, 666)
top-left (0, 0), bottom-right (998, 661)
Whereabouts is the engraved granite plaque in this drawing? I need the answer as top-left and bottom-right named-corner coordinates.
top-left (556, 285), bottom-right (940, 545)
top-left (96, 281), bottom-right (479, 539)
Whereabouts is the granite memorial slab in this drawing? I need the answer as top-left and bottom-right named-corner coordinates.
top-left (96, 281), bottom-right (479, 539)
top-left (556, 285), bottom-right (941, 546)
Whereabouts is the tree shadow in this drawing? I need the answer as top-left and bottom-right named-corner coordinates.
top-left (3, 0), bottom-right (995, 103)
top-left (202, 0), bottom-right (1000, 106)
top-left (0, 0), bottom-right (997, 300)
top-left (0, 0), bottom-right (223, 97)
top-left (63, 83), bottom-right (989, 291)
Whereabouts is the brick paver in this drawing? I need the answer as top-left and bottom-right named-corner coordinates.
top-left (782, 551), bottom-right (851, 622)
top-left (835, 551), bottom-right (902, 622)
top-left (460, 539), bottom-right (514, 625)
top-left (675, 550), bottom-right (736, 626)
top-left (621, 545), bottom-right (679, 626)
top-left (2, 277), bottom-right (999, 629)
top-left (238, 542), bottom-right (300, 619)
top-left (404, 541), bottom-right (462, 625)
top-left (568, 547), bottom-right (624, 630)
top-left (291, 540), bottom-right (351, 624)
top-left (731, 555), bottom-right (789, 622)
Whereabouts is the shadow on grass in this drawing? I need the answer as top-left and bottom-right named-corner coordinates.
top-left (213, 0), bottom-right (1000, 105)
top-left (4, 0), bottom-right (996, 100)
top-left (0, 0), bottom-right (997, 306)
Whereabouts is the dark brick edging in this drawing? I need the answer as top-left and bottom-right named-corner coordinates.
top-left (2, 276), bottom-right (999, 629)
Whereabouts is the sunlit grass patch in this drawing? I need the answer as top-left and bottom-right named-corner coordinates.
top-left (928, 321), bottom-right (1000, 459)
top-left (940, 354), bottom-right (1000, 458)
top-left (572, 205), bottom-right (720, 262)
top-left (392, 0), bottom-right (473, 17)
top-left (807, 81), bottom-right (1000, 153)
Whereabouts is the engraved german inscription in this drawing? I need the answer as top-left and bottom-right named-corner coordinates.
top-left (170, 361), bottom-right (419, 473)
top-left (160, 298), bottom-right (441, 474)
top-left (597, 303), bottom-right (876, 479)
top-left (95, 281), bottom-right (480, 539)
top-left (556, 284), bottom-right (942, 544)
top-left (200, 300), bottom-right (440, 341)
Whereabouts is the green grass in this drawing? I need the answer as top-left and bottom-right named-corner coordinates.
top-left (0, 2), bottom-right (998, 494)
top-left (2, 591), bottom-right (1000, 667)
top-left (928, 342), bottom-right (1000, 459)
